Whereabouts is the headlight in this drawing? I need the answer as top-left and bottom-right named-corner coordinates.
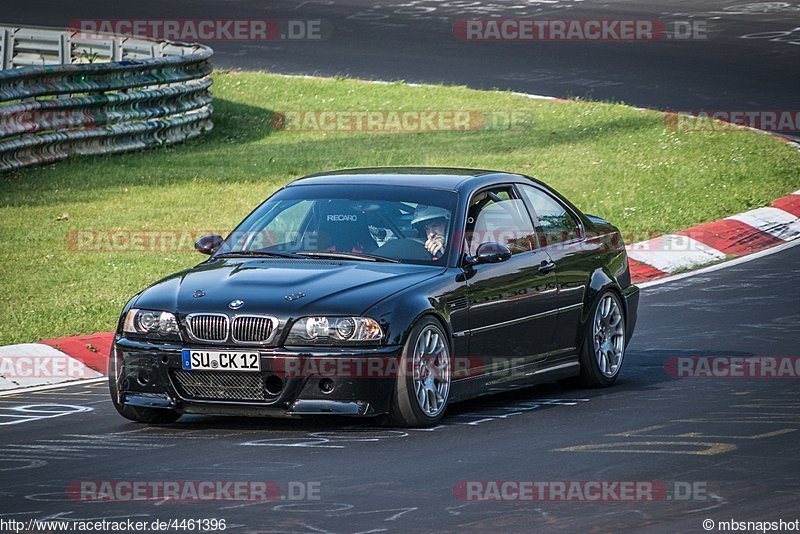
top-left (286, 316), bottom-right (383, 345)
top-left (123, 309), bottom-right (181, 340)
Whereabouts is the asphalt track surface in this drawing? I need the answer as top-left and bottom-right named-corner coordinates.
top-left (2, 243), bottom-right (800, 532)
top-left (5, 0), bottom-right (800, 118)
top-left (3, 0), bottom-right (800, 532)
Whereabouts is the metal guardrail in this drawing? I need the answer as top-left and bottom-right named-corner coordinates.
top-left (0, 25), bottom-right (213, 172)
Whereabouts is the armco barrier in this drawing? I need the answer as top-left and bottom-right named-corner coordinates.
top-left (0, 25), bottom-right (213, 171)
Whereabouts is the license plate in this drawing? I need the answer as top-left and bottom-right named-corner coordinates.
top-left (181, 350), bottom-right (260, 372)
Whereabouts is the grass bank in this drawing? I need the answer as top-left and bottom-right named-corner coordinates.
top-left (0, 71), bottom-right (798, 344)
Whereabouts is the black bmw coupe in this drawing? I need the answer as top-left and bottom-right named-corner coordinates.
top-left (110, 167), bottom-right (639, 427)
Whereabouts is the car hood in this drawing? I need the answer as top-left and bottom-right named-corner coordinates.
top-left (132, 257), bottom-right (444, 317)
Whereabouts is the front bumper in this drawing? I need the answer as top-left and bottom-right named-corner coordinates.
top-left (113, 337), bottom-right (403, 418)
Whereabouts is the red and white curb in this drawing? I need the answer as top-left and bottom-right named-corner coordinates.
top-left (2, 193), bottom-right (798, 392)
top-left (2, 80), bottom-right (798, 392)
top-left (626, 189), bottom-right (800, 282)
top-left (510, 89), bottom-right (800, 281)
top-left (393, 83), bottom-right (800, 281)
top-left (0, 334), bottom-right (111, 393)
top-left (3, 188), bottom-right (798, 393)
top-left (3, 190), bottom-right (799, 392)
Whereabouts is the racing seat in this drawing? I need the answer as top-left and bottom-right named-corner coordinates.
top-left (313, 200), bottom-right (377, 253)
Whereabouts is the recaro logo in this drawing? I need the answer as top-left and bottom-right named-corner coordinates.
top-left (326, 215), bottom-right (358, 221)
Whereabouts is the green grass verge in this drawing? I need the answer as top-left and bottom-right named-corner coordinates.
top-left (1, 71), bottom-right (798, 344)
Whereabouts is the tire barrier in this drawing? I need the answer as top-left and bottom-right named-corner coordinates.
top-left (0, 25), bottom-right (213, 172)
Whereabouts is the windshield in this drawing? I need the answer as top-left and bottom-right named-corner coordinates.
top-left (216, 184), bottom-right (458, 265)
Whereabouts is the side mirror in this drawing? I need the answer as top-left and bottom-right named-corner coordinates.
top-left (467, 242), bottom-right (512, 265)
top-left (195, 234), bottom-right (224, 255)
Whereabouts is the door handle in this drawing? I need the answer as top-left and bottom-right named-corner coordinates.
top-left (538, 260), bottom-right (556, 274)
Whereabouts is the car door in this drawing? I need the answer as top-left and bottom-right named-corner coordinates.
top-left (463, 185), bottom-right (559, 381)
top-left (517, 183), bottom-right (591, 360)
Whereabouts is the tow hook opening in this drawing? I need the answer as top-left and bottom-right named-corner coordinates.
top-left (319, 378), bottom-right (335, 394)
top-left (264, 374), bottom-right (284, 396)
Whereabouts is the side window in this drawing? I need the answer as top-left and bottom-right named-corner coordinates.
top-left (466, 187), bottom-right (536, 256)
top-left (518, 184), bottom-right (581, 247)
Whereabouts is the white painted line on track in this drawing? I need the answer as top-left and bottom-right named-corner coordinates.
top-left (0, 378), bottom-right (106, 397)
top-left (639, 236), bottom-right (800, 289)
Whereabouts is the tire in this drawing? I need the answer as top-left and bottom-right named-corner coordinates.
top-left (388, 317), bottom-right (451, 427)
top-left (108, 348), bottom-right (181, 424)
top-left (577, 290), bottom-right (626, 388)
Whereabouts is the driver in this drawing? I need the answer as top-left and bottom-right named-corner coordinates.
top-left (411, 205), bottom-right (451, 260)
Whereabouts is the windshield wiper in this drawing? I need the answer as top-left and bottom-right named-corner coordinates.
top-left (215, 250), bottom-right (299, 259)
top-left (295, 251), bottom-right (401, 263)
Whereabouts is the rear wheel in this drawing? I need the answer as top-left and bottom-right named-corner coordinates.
top-left (108, 348), bottom-right (181, 424)
top-left (577, 290), bottom-right (626, 387)
top-left (388, 317), bottom-right (451, 427)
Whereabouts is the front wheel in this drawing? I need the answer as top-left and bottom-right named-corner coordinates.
top-left (388, 317), bottom-right (451, 427)
top-left (577, 290), bottom-right (626, 387)
top-left (108, 348), bottom-right (181, 424)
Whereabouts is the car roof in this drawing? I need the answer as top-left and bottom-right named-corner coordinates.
top-left (287, 166), bottom-right (541, 192)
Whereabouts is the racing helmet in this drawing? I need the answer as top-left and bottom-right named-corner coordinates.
top-left (411, 205), bottom-right (451, 230)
